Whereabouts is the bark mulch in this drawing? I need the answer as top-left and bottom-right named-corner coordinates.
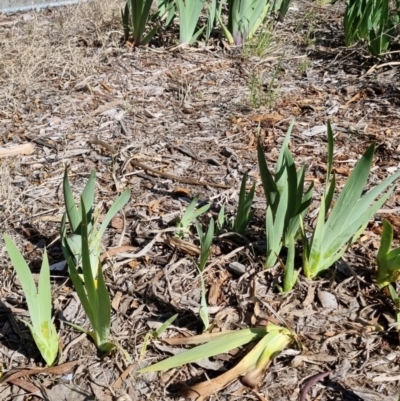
top-left (0, 1), bottom-right (399, 400)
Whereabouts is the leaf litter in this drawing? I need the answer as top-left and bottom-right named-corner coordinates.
top-left (0, 0), bottom-right (400, 400)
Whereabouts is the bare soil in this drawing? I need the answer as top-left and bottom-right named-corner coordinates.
top-left (0, 1), bottom-right (400, 400)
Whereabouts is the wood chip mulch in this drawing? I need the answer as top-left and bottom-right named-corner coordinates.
top-left (0, 1), bottom-right (399, 400)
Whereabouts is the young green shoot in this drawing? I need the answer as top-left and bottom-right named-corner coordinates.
top-left (61, 168), bottom-right (131, 281)
top-left (61, 168), bottom-right (131, 358)
top-left (277, 235), bottom-right (298, 293)
top-left (302, 122), bottom-right (400, 279)
top-left (154, 0), bottom-right (176, 26)
top-left (258, 121), bottom-right (313, 269)
top-left (243, 22), bottom-right (275, 59)
top-left (4, 235), bottom-right (58, 366)
top-left (139, 323), bottom-right (292, 397)
top-left (216, 204), bottom-right (226, 234)
top-left (377, 219), bottom-right (400, 288)
top-left (271, 0), bottom-right (293, 20)
top-left (216, 0), bottom-right (271, 45)
top-left (195, 219), bottom-right (214, 331)
top-left (121, 0), bottom-right (157, 46)
top-left (140, 314), bottom-right (178, 358)
top-left (177, 0), bottom-right (205, 44)
top-left (344, 0), bottom-right (397, 55)
top-left (66, 201), bottom-right (131, 360)
top-left (205, 0), bottom-right (218, 39)
top-left (265, 54), bottom-right (284, 107)
top-left (176, 195), bottom-right (210, 238)
top-left (248, 70), bottom-right (265, 109)
top-left (232, 172), bottom-right (255, 235)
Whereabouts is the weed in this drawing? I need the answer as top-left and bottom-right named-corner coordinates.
top-left (248, 58), bottom-right (282, 109)
top-left (195, 219), bottom-right (214, 331)
top-left (265, 55), bottom-right (283, 106)
top-left (248, 70), bottom-right (265, 108)
top-left (296, 10), bottom-right (317, 47)
top-left (243, 22), bottom-right (276, 59)
top-left (248, 63), bottom-right (282, 109)
top-left (299, 59), bottom-right (311, 75)
top-left (176, 195), bottom-right (210, 238)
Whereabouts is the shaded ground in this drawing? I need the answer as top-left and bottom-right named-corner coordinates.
top-left (0, 0), bottom-right (400, 400)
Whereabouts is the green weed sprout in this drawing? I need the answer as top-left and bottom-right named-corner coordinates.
top-left (195, 218), bottom-right (214, 331)
top-left (258, 121), bottom-right (313, 269)
top-left (4, 235), bottom-right (58, 366)
top-left (232, 172), bottom-right (255, 235)
top-left (377, 219), bottom-right (400, 288)
top-left (140, 314), bottom-right (178, 358)
top-left (302, 122), bottom-right (400, 279)
top-left (176, 195), bottom-right (210, 238)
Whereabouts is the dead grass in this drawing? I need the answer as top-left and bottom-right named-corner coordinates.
top-left (242, 21), bottom-right (278, 60)
top-left (0, 0), bottom-right (124, 107)
top-left (0, 0), bottom-right (125, 263)
top-left (0, 162), bottom-right (14, 215)
top-left (0, 161), bottom-right (16, 260)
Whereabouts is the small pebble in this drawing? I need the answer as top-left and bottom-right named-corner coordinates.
top-left (228, 262), bottom-right (246, 275)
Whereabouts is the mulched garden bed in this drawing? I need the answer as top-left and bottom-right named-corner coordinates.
top-left (0, 0), bottom-right (399, 400)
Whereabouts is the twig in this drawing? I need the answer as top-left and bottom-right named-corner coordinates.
top-left (89, 140), bottom-right (231, 189)
top-left (0, 143), bottom-right (34, 158)
top-left (359, 61), bottom-right (400, 79)
top-left (299, 371), bottom-right (331, 401)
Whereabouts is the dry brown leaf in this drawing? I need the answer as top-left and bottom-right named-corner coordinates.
top-left (167, 237), bottom-right (200, 256)
top-left (248, 114), bottom-right (283, 124)
top-left (113, 364), bottom-right (137, 390)
top-left (172, 187), bottom-right (191, 196)
top-left (332, 166), bottom-right (350, 176)
top-left (208, 281), bottom-right (222, 306)
top-left (9, 378), bottom-right (40, 393)
top-left (110, 216), bottom-right (124, 230)
top-left (112, 291), bottom-right (123, 311)
top-left (99, 245), bottom-right (138, 262)
top-left (182, 350), bottom-right (261, 401)
top-left (148, 199), bottom-right (161, 215)
top-left (127, 260), bottom-right (140, 269)
top-left (100, 81), bottom-right (113, 93)
top-left (1, 359), bottom-right (84, 384)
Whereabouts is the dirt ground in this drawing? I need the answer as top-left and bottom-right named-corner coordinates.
top-left (0, 0), bottom-right (400, 400)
